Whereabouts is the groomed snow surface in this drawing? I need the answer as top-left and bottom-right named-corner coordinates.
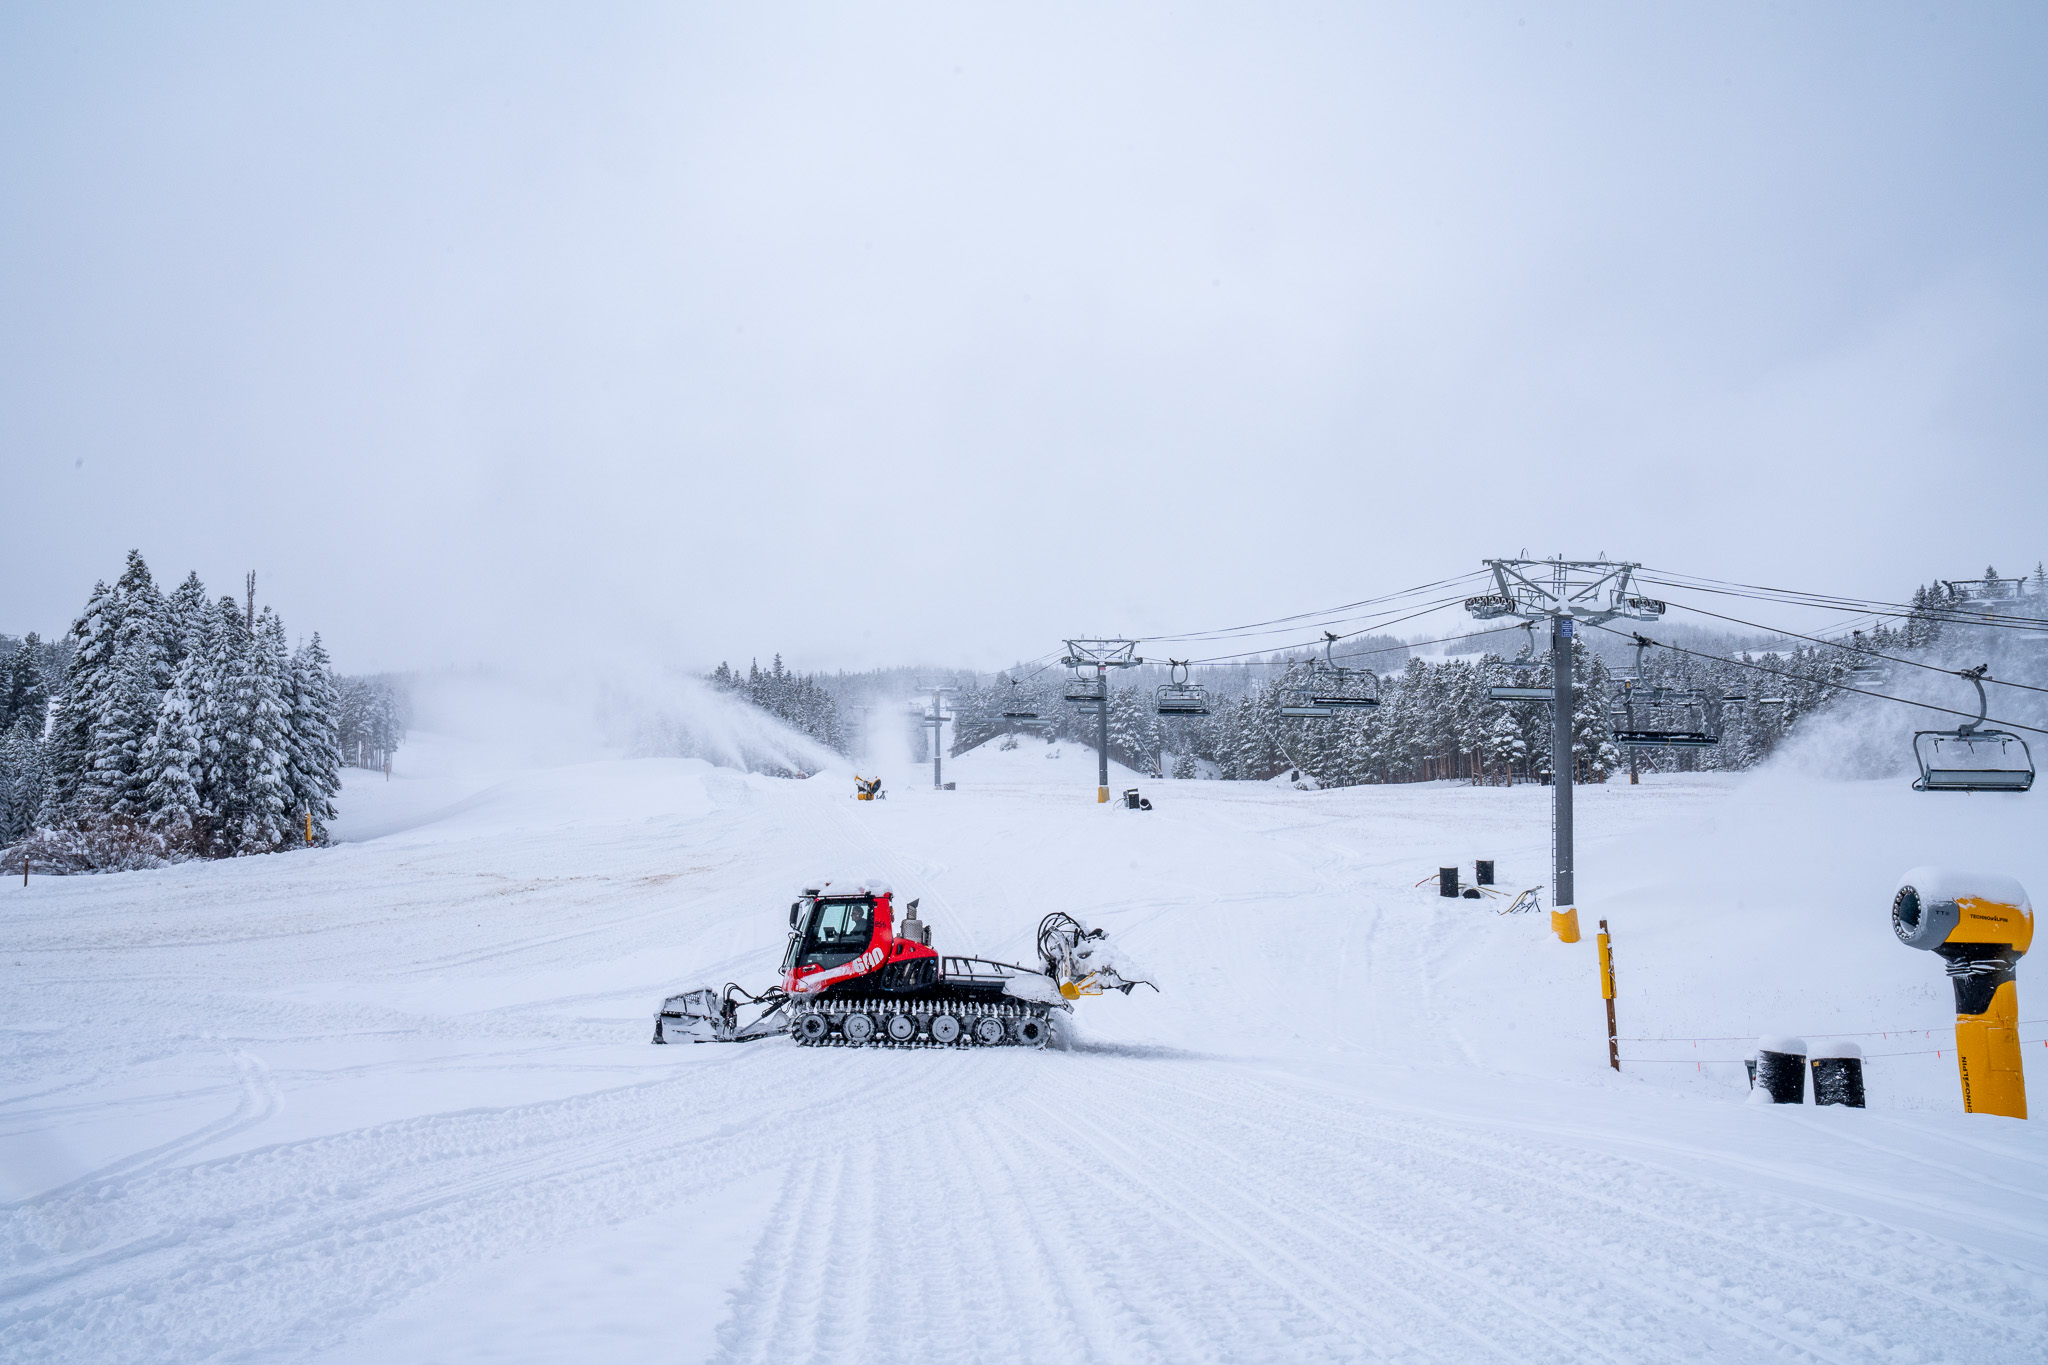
top-left (5, 732), bottom-right (2047, 1363)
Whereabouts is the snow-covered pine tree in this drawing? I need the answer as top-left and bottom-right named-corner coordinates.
top-left (286, 633), bottom-right (343, 839)
top-left (0, 716), bottom-right (49, 845)
top-left (104, 555), bottom-right (174, 817)
top-left (137, 652), bottom-right (206, 840)
top-left (1, 632), bottom-right (51, 736)
top-left (44, 580), bottom-right (118, 813)
top-left (165, 571), bottom-right (209, 673)
top-left (194, 597), bottom-right (288, 855)
top-left (1569, 640), bottom-right (1620, 783)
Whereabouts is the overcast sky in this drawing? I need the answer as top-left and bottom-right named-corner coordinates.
top-left (3, 2), bottom-right (2044, 675)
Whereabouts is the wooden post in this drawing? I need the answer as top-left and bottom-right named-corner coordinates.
top-left (304, 811), bottom-right (313, 845)
top-left (1598, 918), bottom-right (1618, 1071)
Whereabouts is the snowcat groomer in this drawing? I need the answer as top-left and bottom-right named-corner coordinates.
top-left (651, 879), bottom-right (1151, 1048)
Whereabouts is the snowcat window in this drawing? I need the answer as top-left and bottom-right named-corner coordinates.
top-left (800, 897), bottom-right (874, 969)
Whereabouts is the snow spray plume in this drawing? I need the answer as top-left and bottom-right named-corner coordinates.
top-left (400, 666), bottom-right (844, 780)
top-left (1764, 643), bottom-right (2047, 783)
top-left (597, 668), bottom-right (844, 778)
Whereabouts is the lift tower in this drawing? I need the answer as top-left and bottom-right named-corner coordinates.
top-left (1062, 639), bottom-right (1143, 803)
top-left (911, 683), bottom-right (958, 790)
top-left (1465, 559), bottom-right (1664, 941)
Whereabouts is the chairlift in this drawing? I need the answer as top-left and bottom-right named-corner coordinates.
top-left (1001, 678), bottom-right (1040, 723)
top-left (1306, 632), bottom-right (1381, 709)
top-left (1843, 632), bottom-right (1889, 687)
top-left (1499, 621), bottom-right (1545, 671)
top-left (1912, 665), bottom-right (2035, 793)
top-left (1155, 660), bottom-right (1212, 717)
top-left (1609, 636), bottom-right (1719, 748)
top-left (1280, 634), bottom-right (1380, 720)
top-left (1063, 673), bottom-right (1104, 705)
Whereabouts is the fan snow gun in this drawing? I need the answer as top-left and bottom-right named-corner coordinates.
top-left (1036, 911), bottom-right (1157, 1000)
top-left (1893, 867), bottom-right (2033, 1119)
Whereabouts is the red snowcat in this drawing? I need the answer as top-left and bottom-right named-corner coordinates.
top-left (652, 879), bottom-right (1150, 1048)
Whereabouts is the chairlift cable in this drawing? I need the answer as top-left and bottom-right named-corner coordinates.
top-left (1136, 570), bottom-right (1490, 645)
top-left (1657, 599), bottom-right (2048, 696)
top-left (1637, 569), bottom-right (2048, 632)
top-left (1583, 621), bottom-right (2048, 738)
top-left (1175, 623), bottom-right (1518, 668)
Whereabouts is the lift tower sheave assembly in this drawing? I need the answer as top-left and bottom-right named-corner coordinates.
top-left (1466, 559), bottom-right (1665, 943)
top-left (1062, 639), bottom-right (1143, 803)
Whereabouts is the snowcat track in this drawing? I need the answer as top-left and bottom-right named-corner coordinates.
top-left (789, 997), bottom-right (1055, 1049)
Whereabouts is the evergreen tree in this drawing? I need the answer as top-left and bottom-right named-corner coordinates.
top-left (286, 633), bottom-right (343, 839)
top-left (1, 632), bottom-right (51, 736)
top-left (138, 653), bottom-right (206, 837)
top-left (0, 717), bottom-right (49, 844)
top-left (165, 571), bottom-right (209, 673)
top-left (44, 579), bottom-right (118, 812)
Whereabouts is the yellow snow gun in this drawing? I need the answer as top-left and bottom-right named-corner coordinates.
top-left (1893, 867), bottom-right (2033, 1118)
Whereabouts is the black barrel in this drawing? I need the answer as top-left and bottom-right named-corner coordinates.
top-left (1753, 1036), bottom-right (1808, 1104)
top-left (1475, 860), bottom-right (1495, 886)
top-left (1810, 1042), bottom-right (1866, 1108)
top-left (1439, 868), bottom-right (1459, 898)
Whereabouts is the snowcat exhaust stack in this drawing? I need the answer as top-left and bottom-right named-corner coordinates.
top-left (1893, 867), bottom-right (2032, 1119)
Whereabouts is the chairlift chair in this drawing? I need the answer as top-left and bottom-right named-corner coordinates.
top-left (1609, 641), bottom-right (1719, 746)
top-left (1305, 632), bottom-right (1381, 711)
top-left (1155, 660), bottom-right (1212, 717)
top-left (1912, 666), bottom-right (2035, 793)
top-left (1001, 678), bottom-right (1040, 723)
top-left (1063, 674), bottom-right (1104, 705)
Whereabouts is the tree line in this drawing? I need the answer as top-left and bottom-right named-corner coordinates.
top-left (0, 551), bottom-right (386, 871)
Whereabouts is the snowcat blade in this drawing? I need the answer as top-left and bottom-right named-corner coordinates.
top-left (652, 986), bottom-right (791, 1044)
top-left (653, 989), bottom-right (728, 1043)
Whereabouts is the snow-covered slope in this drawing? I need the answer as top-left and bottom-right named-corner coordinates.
top-left (3, 734), bottom-right (2045, 1363)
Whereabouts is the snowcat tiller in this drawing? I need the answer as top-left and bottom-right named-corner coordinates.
top-left (653, 884), bottom-right (1151, 1049)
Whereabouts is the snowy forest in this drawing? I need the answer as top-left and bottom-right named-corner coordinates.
top-left (0, 551), bottom-right (403, 871)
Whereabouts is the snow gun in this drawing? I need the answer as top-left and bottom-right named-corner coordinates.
top-left (1893, 867), bottom-right (2033, 1119)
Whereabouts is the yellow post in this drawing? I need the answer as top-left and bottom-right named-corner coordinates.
top-left (1552, 906), bottom-right (1581, 944)
top-left (1098, 786), bottom-right (1109, 804)
top-left (1597, 920), bottom-right (1618, 1070)
top-left (304, 811), bottom-right (313, 845)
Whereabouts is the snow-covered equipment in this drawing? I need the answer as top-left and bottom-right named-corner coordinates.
top-left (1751, 1036), bottom-right (1808, 1104)
top-left (1810, 1041), bottom-right (1866, 1108)
top-left (1122, 788), bottom-right (1152, 811)
top-left (1155, 660), bottom-right (1211, 717)
top-left (854, 774), bottom-right (885, 800)
top-left (652, 883), bottom-right (1154, 1048)
top-left (1892, 867), bottom-right (2033, 1118)
top-left (1910, 666), bottom-right (2034, 793)
top-left (1280, 633), bottom-right (1381, 719)
top-left (1034, 911), bottom-right (1154, 1000)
